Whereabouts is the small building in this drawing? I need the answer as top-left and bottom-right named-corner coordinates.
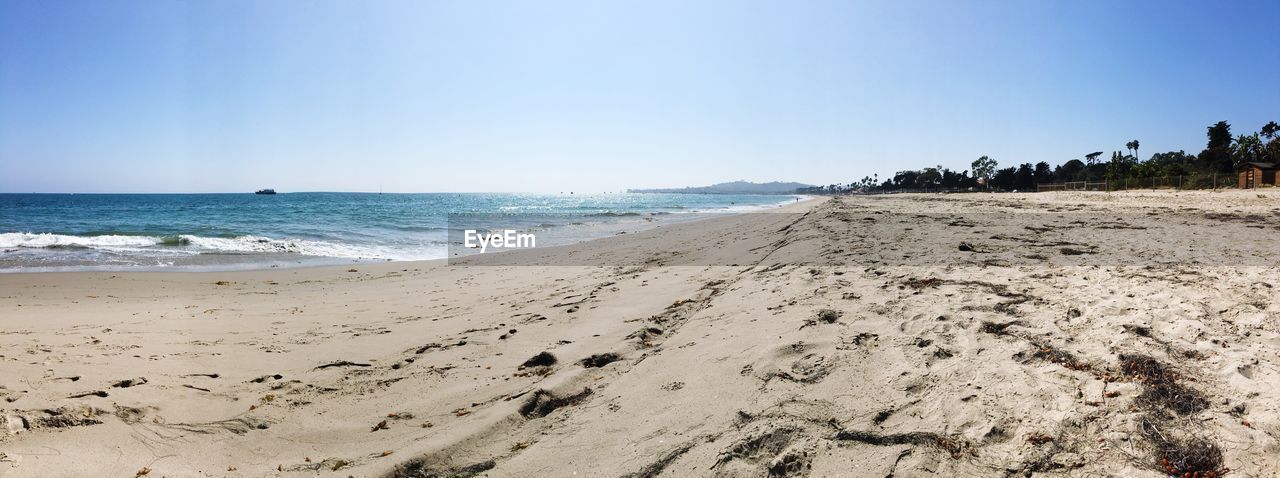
top-left (1238, 162), bottom-right (1277, 189)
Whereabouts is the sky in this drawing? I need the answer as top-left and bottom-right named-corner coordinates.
top-left (1, 0), bottom-right (1278, 193)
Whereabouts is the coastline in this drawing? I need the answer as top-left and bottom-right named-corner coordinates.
top-left (0, 193), bottom-right (810, 274)
top-left (1, 190), bottom-right (1278, 477)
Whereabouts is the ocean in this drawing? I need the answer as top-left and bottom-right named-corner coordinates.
top-left (0, 192), bottom-right (799, 272)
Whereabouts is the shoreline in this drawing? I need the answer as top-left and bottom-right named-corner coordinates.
top-left (0, 194), bottom-right (814, 274)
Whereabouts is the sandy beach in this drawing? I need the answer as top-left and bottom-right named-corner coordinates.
top-left (2, 191), bottom-right (1279, 477)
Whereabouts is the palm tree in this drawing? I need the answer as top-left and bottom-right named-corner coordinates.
top-left (1131, 140), bottom-right (1139, 161)
top-left (1234, 134), bottom-right (1263, 165)
top-left (1125, 141), bottom-right (1135, 157)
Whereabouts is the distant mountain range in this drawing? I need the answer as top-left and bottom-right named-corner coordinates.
top-left (628, 181), bottom-right (813, 195)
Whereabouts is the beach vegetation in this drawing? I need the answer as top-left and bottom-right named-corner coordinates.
top-left (971, 156), bottom-right (997, 189)
top-left (802, 119), bottom-right (1280, 194)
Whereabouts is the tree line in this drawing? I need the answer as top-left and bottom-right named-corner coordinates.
top-left (798, 120), bottom-right (1280, 194)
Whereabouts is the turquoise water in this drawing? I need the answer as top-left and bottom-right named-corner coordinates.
top-left (0, 192), bottom-right (797, 271)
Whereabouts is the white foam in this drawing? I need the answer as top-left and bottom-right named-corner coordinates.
top-left (178, 234), bottom-right (438, 260)
top-left (0, 232), bottom-right (161, 249)
top-left (0, 232), bottom-right (443, 261)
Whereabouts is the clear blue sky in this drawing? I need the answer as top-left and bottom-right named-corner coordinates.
top-left (2, 0), bottom-right (1278, 193)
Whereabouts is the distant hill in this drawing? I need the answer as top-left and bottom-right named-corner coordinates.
top-left (628, 181), bottom-right (813, 195)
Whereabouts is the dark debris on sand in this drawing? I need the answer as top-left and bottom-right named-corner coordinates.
top-left (1118, 354), bottom-right (1224, 477)
top-left (904, 277), bottom-right (944, 289)
top-left (111, 377), bottom-right (148, 388)
top-left (1140, 415), bottom-right (1226, 477)
top-left (1120, 354), bottom-right (1208, 416)
top-left (395, 458), bottom-right (496, 478)
top-left (1027, 342), bottom-right (1093, 372)
top-left (620, 441), bottom-right (696, 478)
top-left (834, 429), bottom-right (976, 459)
top-left (519, 351), bottom-right (557, 369)
top-left (518, 388), bottom-right (593, 418)
top-left (314, 361), bottom-right (372, 370)
top-left (979, 320), bottom-right (1024, 336)
top-left (979, 321), bottom-right (1226, 476)
top-left (580, 352), bottom-right (623, 368)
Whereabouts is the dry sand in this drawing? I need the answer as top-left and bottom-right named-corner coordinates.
top-left (2, 191), bottom-right (1279, 477)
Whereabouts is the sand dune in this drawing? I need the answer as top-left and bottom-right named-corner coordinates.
top-left (2, 191), bottom-right (1278, 477)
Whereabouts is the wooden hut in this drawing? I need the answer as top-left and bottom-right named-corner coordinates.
top-left (1238, 162), bottom-right (1277, 189)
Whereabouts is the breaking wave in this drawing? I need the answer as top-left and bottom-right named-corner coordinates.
top-left (0, 233), bottom-right (162, 250)
top-left (0, 232), bottom-right (440, 261)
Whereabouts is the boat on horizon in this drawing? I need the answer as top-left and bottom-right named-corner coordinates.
top-left (255, 189), bottom-right (277, 195)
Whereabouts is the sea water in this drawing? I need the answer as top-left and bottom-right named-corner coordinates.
top-left (0, 192), bottom-right (798, 271)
